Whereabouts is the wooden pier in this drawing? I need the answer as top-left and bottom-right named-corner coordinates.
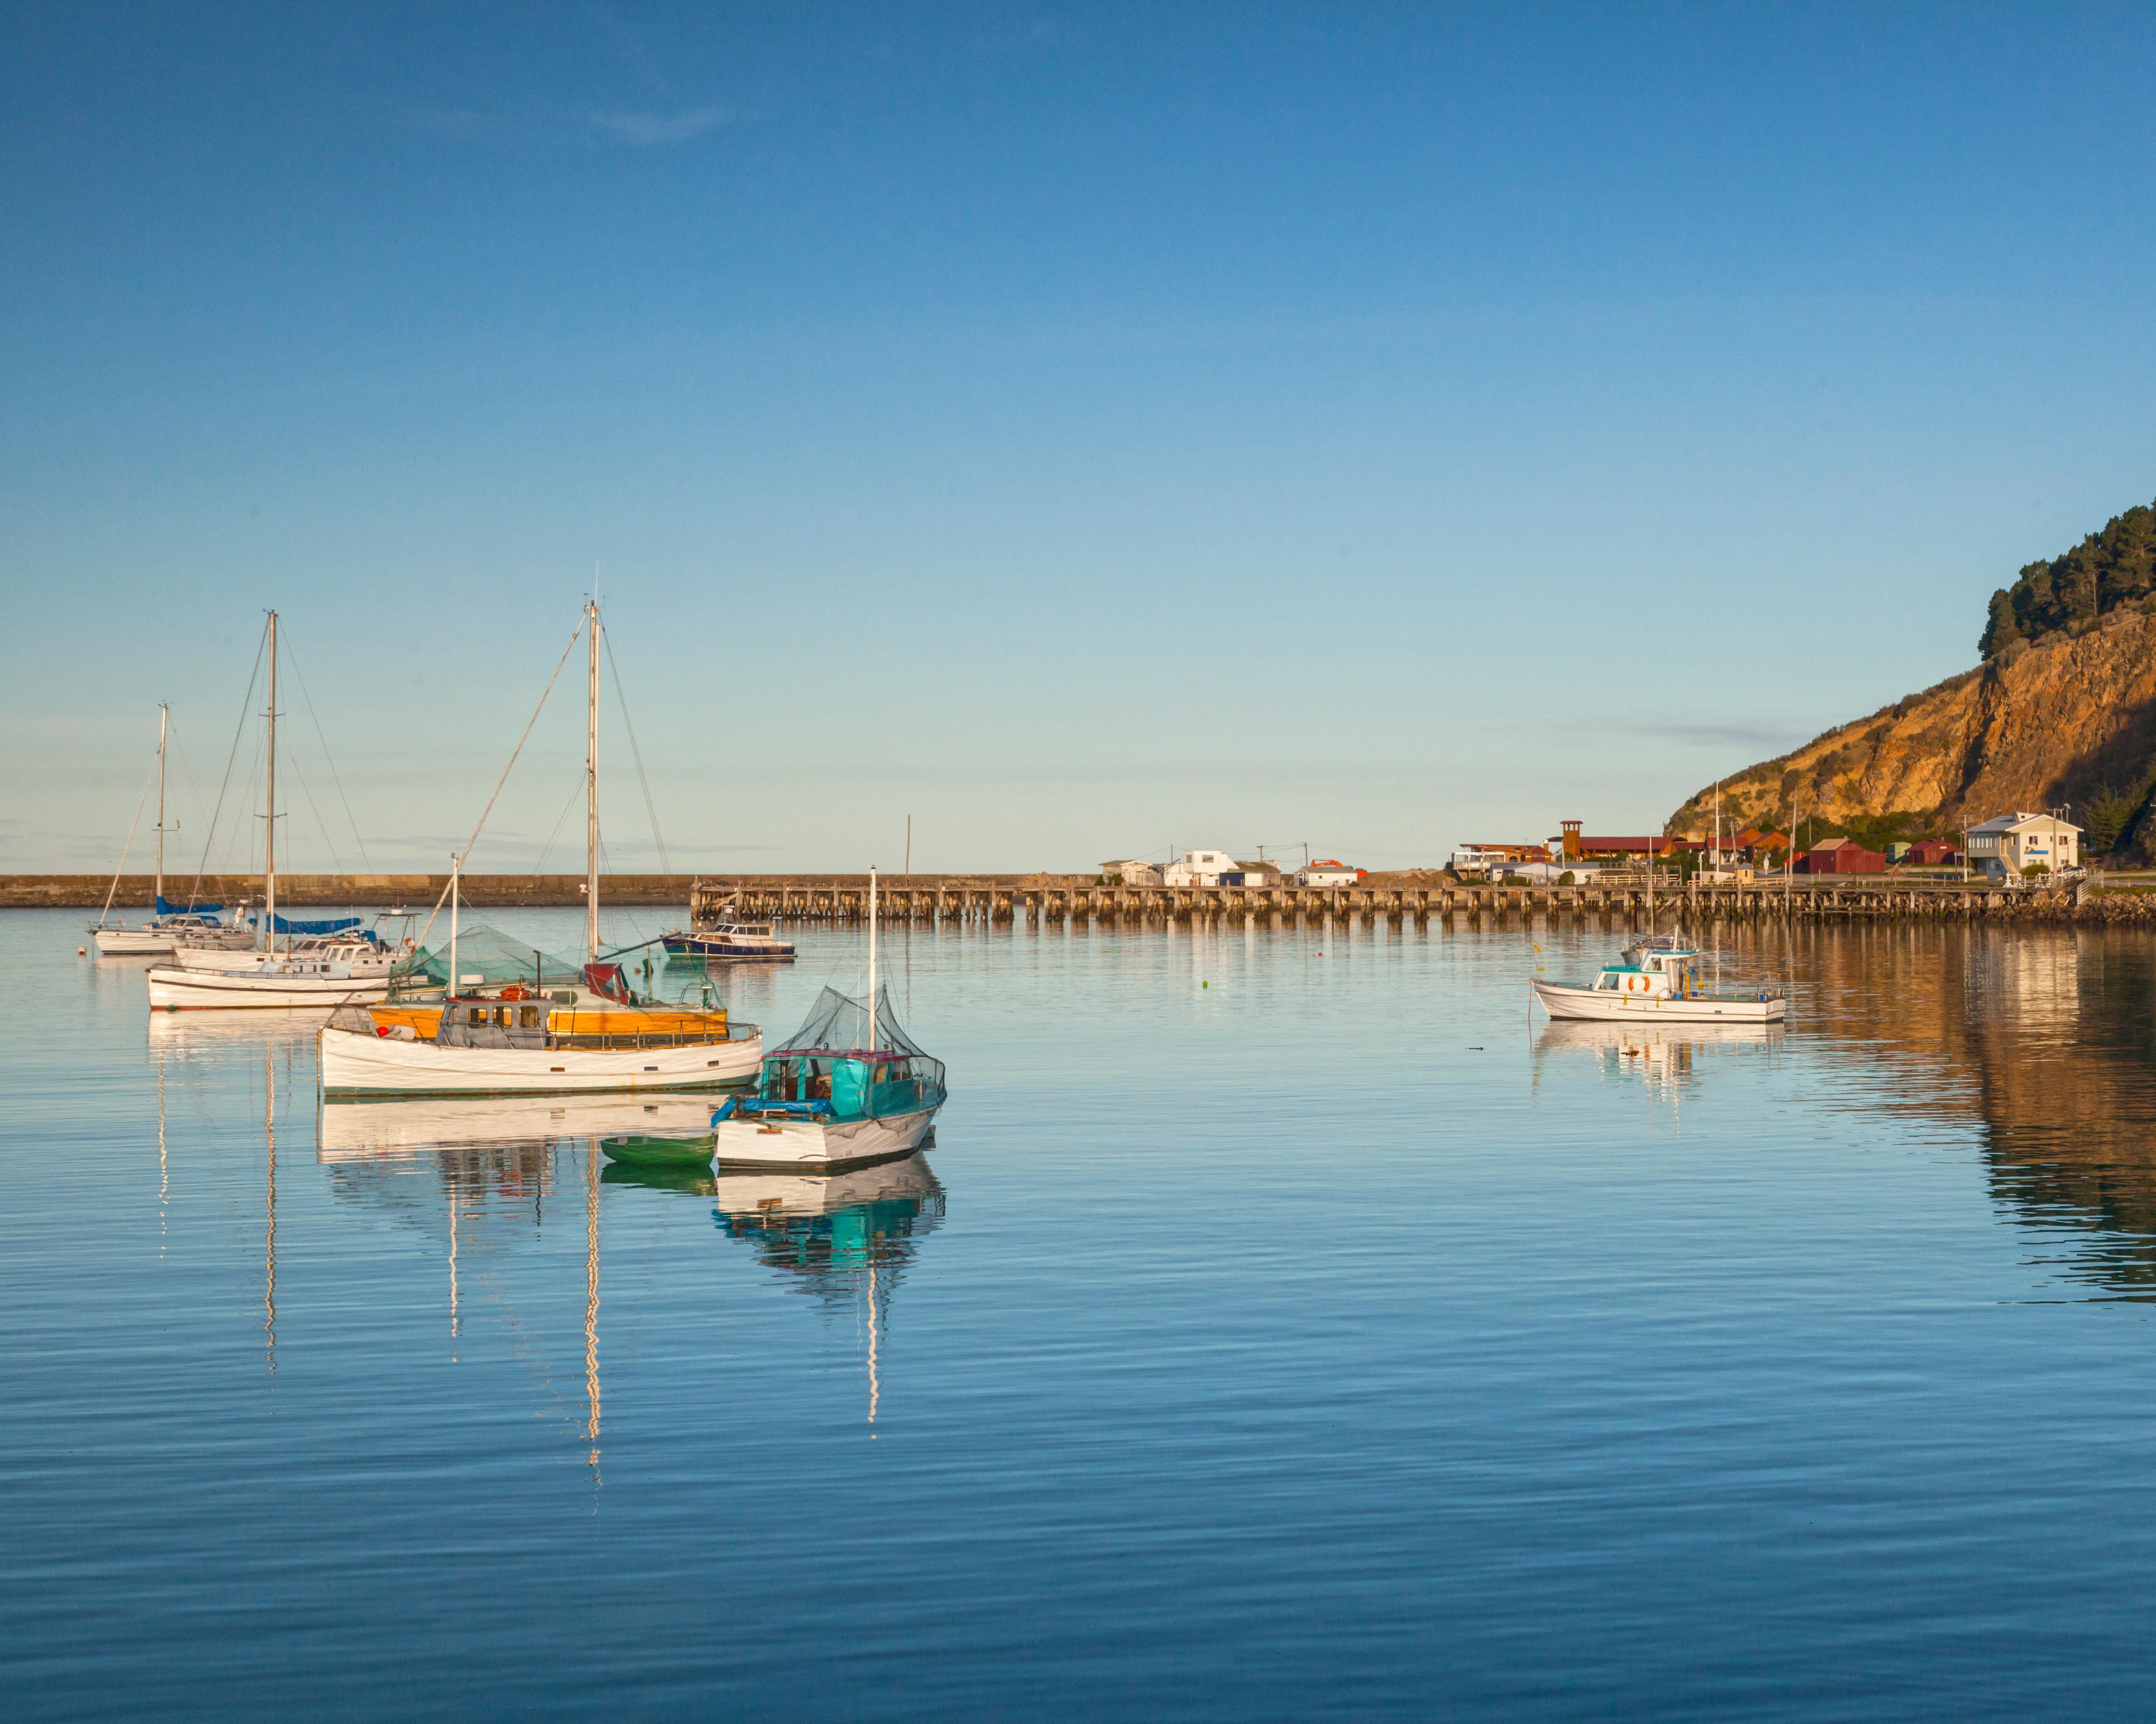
top-left (692, 875), bottom-right (2140, 926)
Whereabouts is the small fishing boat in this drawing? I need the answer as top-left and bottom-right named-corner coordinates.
top-left (661, 916), bottom-right (795, 961)
top-left (1530, 935), bottom-right (1787, 1022)
top-left (713, 869), bottom-right (946, 1173)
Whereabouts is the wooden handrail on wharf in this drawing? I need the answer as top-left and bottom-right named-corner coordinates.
top-left (688, 876), bottom-right (2140, 926)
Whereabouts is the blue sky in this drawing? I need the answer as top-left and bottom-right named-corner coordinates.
top-left (8, 2), bottom-right (2156, 874)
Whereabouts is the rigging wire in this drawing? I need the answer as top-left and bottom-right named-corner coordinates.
top-left (411, 614), bottom-right (588, 955)
top-left (600, 620), bottom-right (671, 875)
top-left (280, 628), bottom-right (374, 872)
top-left (531, 775), bottom-right (587, 878)
top-left (96, 749), bottom-right (160, 926)
top-left (164, 718), bottom-right (212, 863)
top-left (283, 748), bottom-right (344, 878)
top-left (187, 623), bottom-right (269, 910)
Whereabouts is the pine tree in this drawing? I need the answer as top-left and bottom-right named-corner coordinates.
top-left (1981, 589), bottom-right (2023, 658)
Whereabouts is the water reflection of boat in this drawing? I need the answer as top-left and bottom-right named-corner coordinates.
top-left (712, 1150), bottom-right (943, 1225)
top-left (149, 1007), bottom-right (331, 1061)
top-left (319, 1092), bottom-right (717, 1157)
top-left (714, 1150), bottom-right (943, 1424)
top-left (600, 1161), bottom-right (716, 1196)
top-left (1532, 1017), bottom-right (1783, 1090)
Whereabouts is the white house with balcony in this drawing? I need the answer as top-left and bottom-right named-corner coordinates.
top-left (1965, 811), bottom-right (2082, 881)
top-left (1163, 850), bottom-right (1237, 887)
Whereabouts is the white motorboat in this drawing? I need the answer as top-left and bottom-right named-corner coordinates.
top-left (1529, 935), bottom-right (1788, 1023)
top-left (316, 599), bottom-right (761, 1096)
top-left (713, 870), bottom-right (947, 1173)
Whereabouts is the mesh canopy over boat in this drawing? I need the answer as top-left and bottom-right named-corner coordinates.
top-left (772, 985), bottom-right (927, 1057)
top-left (393, 924), bottom-right (586, 991)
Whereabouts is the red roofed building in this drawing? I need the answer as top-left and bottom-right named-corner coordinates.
top-left (1907, 838), bottom-right (1961, 866)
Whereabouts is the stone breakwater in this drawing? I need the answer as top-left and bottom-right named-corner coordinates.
top-left (17, 873), bottom-right (2156, 924)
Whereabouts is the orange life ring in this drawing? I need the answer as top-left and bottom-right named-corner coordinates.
top-left (500, 984), bottom-right (527, 1001)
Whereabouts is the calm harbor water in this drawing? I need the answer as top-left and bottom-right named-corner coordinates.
top-left (9, 907), bottom-right (2156, 1719)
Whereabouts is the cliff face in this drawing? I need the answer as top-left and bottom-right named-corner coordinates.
top-left (1670, 607), bottom-right (2156, 841)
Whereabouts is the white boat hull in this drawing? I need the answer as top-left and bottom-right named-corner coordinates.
top-left (318, 1023), bottom-right (764, 1096)
top-left (713, 1105), bottom-right (939, 1172)
top-left (92, 926), bottom-right (176, 956)
top-left (172, 944), bottom-right (273, 972)
top-left (147, 967), bottom-right (392, 1010)
top-left (1530, 978), bottom-right (1786, 1023)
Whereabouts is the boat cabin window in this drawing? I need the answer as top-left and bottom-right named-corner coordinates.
top-left (520, 1006), bottom-right (541, 1030)
top-left (467, 1006), bottom-right (486, 1025)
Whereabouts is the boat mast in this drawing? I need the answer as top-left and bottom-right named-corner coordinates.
top-left (586, 599), bottom-right (600, 964)
top-left (155, 702), bottom-right (168, 911)
top-left (868, 865), bottom-right (879, 1051)
top-left (449, 853), bottom-right (460, 1001)
top-left (264, 610), bottom-right (278, 950)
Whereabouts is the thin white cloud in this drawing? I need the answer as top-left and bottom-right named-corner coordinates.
top-left (585, 105), bottom-right (730, 146)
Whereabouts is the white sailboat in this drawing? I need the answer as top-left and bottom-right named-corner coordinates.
top-left (89, 705), bottom-right (247, 956)
top-left (146, 614), bottom-right (391, 1011)
top-left (317, 600), bottom-right (761, 1095)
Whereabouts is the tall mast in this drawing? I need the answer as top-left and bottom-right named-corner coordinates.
top-left (586, 599), bottom-right (600, 963)
top-left (154, 702), bottom-right (168, 910)
top-left (264, 611), bottom-right (278, 948)
top-left (449, 853), bottom-right (460, 1001)
top-left (868, 866), bottom-right (878, 1051)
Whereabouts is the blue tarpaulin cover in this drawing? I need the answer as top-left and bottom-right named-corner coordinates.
top-left (270, 914), bottom-right (361, 935)
top-left (156, 897), bottom-right (224, 917)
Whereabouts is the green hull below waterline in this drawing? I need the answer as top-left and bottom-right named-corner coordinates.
top-left (599, 1133), bottom-right (717, 1167)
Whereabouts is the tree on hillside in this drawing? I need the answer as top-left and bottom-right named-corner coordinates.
top-left (1981, 495), bottom-right (2156, 657)
top-left (1980, 589), bottom-right (2023, 658)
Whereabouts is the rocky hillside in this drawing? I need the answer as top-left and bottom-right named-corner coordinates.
top-left (1667, 603), bottom-right (2156, 854)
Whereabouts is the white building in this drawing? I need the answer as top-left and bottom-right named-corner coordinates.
top-left (1163, 849), bottom-right (1237, 887)
top-left (1296, 859), bottom-right (1366, 887)
top-left (1100, 858), bottom-right (1163, 886)
top-left (1965, 811), bottom-right (2083, 881)
top-left (1495, 859), bottom-right (1602, 884)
